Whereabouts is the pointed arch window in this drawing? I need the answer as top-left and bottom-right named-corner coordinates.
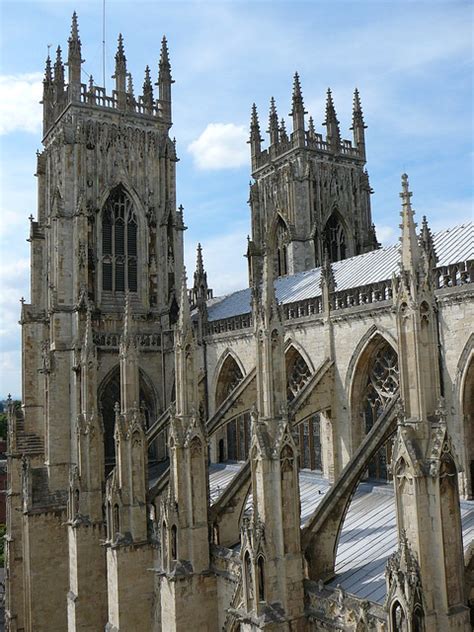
top-left (275, 216), bottom-right (289, 277)
top-left (102, 186), bottom-right (138, 293)
top-left (324, 213), bottom-right (346, 262)
top-left (363, 343), bottom-right (399, 480)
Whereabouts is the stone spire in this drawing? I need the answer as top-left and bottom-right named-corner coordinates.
top-left (290, 71), bottom-right (306, 146)
top-left (267, 96), bottom-right (279, 146)
top-left (399, 173), bottom-right (421, 274)
top-left (308, 115), bottom-right (316, 139)
top-left (113, 33), bottom-right (127, 108)
top-left (67, 11), bottom-right (82, 101)
top-left (142, 65), bottom-right (154, 114)
top-left (249, 103), bottom-right (262, 170)
top-left (351, 88), bottom-right (366, 159)
top-left (324, 88), bottom-right (341, 152)
top-left (157, 36), bottom-right (173, 123)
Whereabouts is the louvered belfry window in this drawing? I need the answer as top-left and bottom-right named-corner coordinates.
top-left (102, 187), bottom-right (138, 294)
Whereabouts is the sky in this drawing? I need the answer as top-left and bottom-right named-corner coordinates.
top-left (0, 0), bottom-right (473, 397)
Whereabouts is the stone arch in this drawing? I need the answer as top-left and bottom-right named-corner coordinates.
top-left (213, 350), bottom-right (246, 409)
top-left (323, 209), bottom-right (348, 263)
top-left (285, 343), bottom-right (321, 471)
top-left (98, 365), bottom-right (159, 474)
top-left (214, 351), bottom-right (249, 462)
top-left (455, 334), bottom-right (474, 498)
top-left (349, 332), bottom-right (399, 480)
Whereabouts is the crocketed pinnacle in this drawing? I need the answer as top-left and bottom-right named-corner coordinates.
top-left (324, 88), bottom-right (339, 124)
top-left (351, 88), bottom-right (366, 128)
top-left (127, 72), bottom-right (134, 97)
top-left (115, 33), bottom-right (126, 64)
top-left (399, 173), bottom-right (421, 273)
top-left (54, 46), bottom-right (64, 84)
top-left (419, 215), bottom-right (437, 266)
top-left (249, 103), bottom-right (263, 145)
top-left (44, 55), bottom-right (53, 83)
top-left (291, 72), bottom-right (304, 110)
top-left (142, 65), bottom-right (154, 104)
top-left (268, 97), bottom-right (279, 144)
top-left (279, 117), bottom-right (288, 142)
top-left (308, 116), bottom-right (316, 136)
top-left (68, 11), bottom-right (81, 55)
top-left (160, 36), bottom-right (171, 71)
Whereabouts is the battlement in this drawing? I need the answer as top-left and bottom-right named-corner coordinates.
top-left (42, 12), bottom-right (173, 136)
top-left (250, 77), bottom-right (366, 173)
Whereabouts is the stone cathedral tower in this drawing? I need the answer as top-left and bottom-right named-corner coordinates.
top-left (247, 76), bottom-right (378, 282)
top-left (6, 14), bottom-right (181, 631)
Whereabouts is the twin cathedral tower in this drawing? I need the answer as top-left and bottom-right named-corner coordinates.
top-left (5, 13), bottom-right (471, 632)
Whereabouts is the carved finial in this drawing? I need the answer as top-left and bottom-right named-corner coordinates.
top-left (177, 267), bottom-right (191, 333)
top-left (83, 306), bottom-right (94, 352)
top-left (159, 35), bottom-right (172, 76)
top-left (70, 11), bottom-right (80, 43)
top-left (193, 243), bottom-right (209, 304)
top-left (116, 33), bottom-right (126, 63)
top-left (308, 116), bottom-right (316, 137)
top-left (324, 88), bottom-right (341, 151)
top-left (291, 72), bottom-right (304, 109)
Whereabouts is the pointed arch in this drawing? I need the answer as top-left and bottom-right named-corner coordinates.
top-left (97, 182), bottom-right (148, 306)
top-left (285, 343), bottom-right (313, 402)
top-left (349, 331), bottom-right (399, 480)
top-left (98, 365), bottom-right (159, 474)
top-left (323, 209), bottom-right (348, 263)
top-left (268, 212), bottom-right (290, 277)
top-left (213, 351), bottom-right (245, 409)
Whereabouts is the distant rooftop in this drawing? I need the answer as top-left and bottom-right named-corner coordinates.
top-left (207, 222), bottom-right (473, 322)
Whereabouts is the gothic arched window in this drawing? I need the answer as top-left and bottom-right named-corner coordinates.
top-left (323, 213), bottom-right (346, 263)
top-left (275, 216), bottom-right (289, 277)
top-left (102, 186), bottom-right (138, 294)
top-left (286, 347), bottom-right (312, 402)
top-left (363, 343), bottom-right (399, 480)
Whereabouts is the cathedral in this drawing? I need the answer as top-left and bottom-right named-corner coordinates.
top-left (5, 14), bottom-right (473, 632)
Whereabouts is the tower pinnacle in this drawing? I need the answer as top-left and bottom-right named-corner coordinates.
top-left (324, 88), bottom-right (341, 152)
top-left (351, 88), bottom-right (367, 159)
top-left (67, 11), bottom-right (82, 99)
top-left (142, 65), bottom-right (154, 113)
top-left (157, 36), bottom-right (173, 123)
top-left (113, 33), bottom-right (127, 108)
top-left (290, 71), bottom-right (306, 144)
top-left (268, 97), bottom-right (279, 146)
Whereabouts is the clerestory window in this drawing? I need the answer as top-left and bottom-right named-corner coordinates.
top-left (102, 187), bottom-right (137, 294)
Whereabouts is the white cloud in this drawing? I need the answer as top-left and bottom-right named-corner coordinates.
top-left (187, 123), bottom-right (249, 170)
top-left (0, 73), bottom-right (43, 135)
top-left (376, 224), bottom-right (397, 246)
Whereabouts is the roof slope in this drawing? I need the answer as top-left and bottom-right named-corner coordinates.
top-left (207, 222), bottom-right (473, 322)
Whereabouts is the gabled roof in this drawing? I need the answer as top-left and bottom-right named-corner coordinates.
top-left (207, 222), bottom-right (473, 322)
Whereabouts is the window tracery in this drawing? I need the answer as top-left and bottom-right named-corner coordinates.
top-left (102, 186), bottom-right (138, 294)
top-left (287, 352), bottom-right (311, 402)
top-left (323, 213), bottom-right (346, 262)
top-left (363, 344), bottom-right (399, 480)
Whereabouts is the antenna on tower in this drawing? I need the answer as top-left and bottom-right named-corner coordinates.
top-left (102, 0), bottom-right (106, 90)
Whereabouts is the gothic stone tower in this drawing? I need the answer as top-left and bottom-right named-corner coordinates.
top-left (6, 14), bottom-right (181, 631)
top-left (247, 77), bottom-right (378, 283)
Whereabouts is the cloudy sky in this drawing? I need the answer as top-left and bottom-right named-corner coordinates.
top-left (0, 0), bottom-right (472, 397)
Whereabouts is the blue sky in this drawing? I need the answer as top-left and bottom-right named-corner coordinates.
top-left (0, 0), bottom-right (473, 397)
